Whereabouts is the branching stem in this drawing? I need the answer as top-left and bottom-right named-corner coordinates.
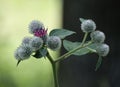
top-left (47, 33), bottom-right (92, 87)
top-left (54, 33), bottom-right (91, 63)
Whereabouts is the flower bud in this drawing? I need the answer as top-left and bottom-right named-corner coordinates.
top-left (96, 43), bottom-right (110, 57)
top-left (29, 20), bottom-right (44, 34)
top-left (29, 36), bottom-right (43, 51)
top-left (47, 36), bottom-right (61, 51)
top-left (90, 30), bottom-right (105, 43)
top-left (81, 19), bottom-right (96, 32)
top-left (14, 45), bottom-right (32, 60)
top-left (22, 37), bottom-right (32, 45)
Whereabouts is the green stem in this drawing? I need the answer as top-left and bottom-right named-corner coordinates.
top-left (47, 52), bottom-right (59, 87)
top-left (54, 33), bottom-right (90, 63)
top-left (86, 47), bottom-right (97, 53)
top-left (81, 32), bottom-right (88, 46)
top-left (54, 41), bottom-right (92, 62)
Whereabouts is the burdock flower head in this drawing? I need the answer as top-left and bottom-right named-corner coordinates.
top-left (14, 45), bottom-right (32, 61)
top-left (47, 36), bottom-right (62, 51)
top-left (90, 30), bottom-right (105, 43)
top-left (81, 19), bottom-right (96, 32)
top-left (29, 36), bottom-right (43, 51)
top-left (29, 20), bottom-right (47, 38)
top-left (96, 43), bottom-right (110, 57)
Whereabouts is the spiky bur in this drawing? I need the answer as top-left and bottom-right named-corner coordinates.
top-left (14, 45), bottom-right (32, 66)
top-left (90, 30), bottom-right (105, 43)
top-left (96, 43), bottom-right (110, 57)
top-left (29, 20), bottom-right (48, 43)
top-left (29, 36), bottom-right (43, 51)
top-left (81, 19), bottom-right (96, 32)
top-left (22, 37), bottom-right (32, 45)
top-left (29, 20), bottom-right (45, 34)
top-left (47, 36), bottom-right (61, 51)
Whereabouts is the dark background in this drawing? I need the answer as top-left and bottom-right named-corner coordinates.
top-left (59, 0), bottom-right (120, 87)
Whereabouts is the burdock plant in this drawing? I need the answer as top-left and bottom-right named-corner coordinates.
top-left (14, 18), bottom-right (110, 87)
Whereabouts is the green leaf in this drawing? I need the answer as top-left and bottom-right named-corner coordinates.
top-left (63, 40), bottom-right (96, 56)
top-left (95, 56), bottom-right (102, 71)
top-left (49, 29), bottom-right (76, 39)
top-left (79, 18), bottom-right (85, 22)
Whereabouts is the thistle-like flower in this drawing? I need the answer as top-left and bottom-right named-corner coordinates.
top-left (96, 43), bottom-right (110, 57)
top-left (29, 20), bottom-right (44, 34)
top-left (14, 45), bottom-right (32, 61)
top-left (34, 28), bottom-right (47, 38)
top-left (47, 36), bottom-right (61, 51)
top-left (81, 19), bottom-right (96, 32)
top-left (90, 30), bottom-right (105, 43)
top-left (29, 36), bottom-right (43, 51)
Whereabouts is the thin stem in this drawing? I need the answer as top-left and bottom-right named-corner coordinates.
top-left (95, 55), bottom-right (102, 71)
top-left (47, 52), bottom-right (59, 87)
top-left (54, 33), bottom-right (90, 63)
top-left (86, 47), bottom-right (97, 53)
top-left (54, 41), bottom-right (92, 62)
top-left (81, 32), bottom-right (88, 46)
top-left (52, 62), bottom-right (59, 87)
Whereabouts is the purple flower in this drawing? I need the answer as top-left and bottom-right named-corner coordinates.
top-left (34, 29), bottom-right (47, 37)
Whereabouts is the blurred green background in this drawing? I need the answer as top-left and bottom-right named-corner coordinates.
top-left (0, 0), bottom-right (63, 87)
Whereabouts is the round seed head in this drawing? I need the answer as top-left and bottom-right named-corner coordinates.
top-left (14, 45), bottom-right (32, 60)
top-left (90, 30), bottom-right (105, 43)
top-left (81, 19), bottom-right (96, 32)
top-left (47, 36), bottom-right (61, 51)
top-left (29, 36), bottom-right (43, 51)
top-left (96, 43), bottom-right (110, 57)
top-left (29, 20), bottom-right (44, 34)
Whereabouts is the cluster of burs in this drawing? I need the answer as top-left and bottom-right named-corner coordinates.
top-left (14, 20), bottom-right (62, 63)
top-left (14, 18), bottom-right (110, 63)
top-left (80, 18), bottom-right (109, 57)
